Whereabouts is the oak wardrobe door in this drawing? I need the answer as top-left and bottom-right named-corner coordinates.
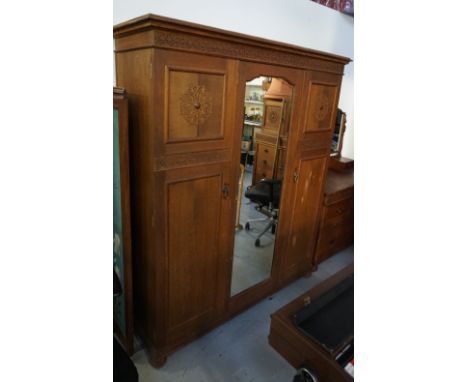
top-left (152, 50), bottom-right (238, 351)
top-left (280, 71), bottom-right (342, 284)
top-left (163, 163), bottom-right (233, 347)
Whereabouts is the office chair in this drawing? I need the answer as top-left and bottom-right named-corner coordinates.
top-left (244, 178), bottom-right (282, 247)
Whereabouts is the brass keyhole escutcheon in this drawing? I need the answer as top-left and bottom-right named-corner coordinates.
top-left (293, 170), bottom-right (299, 183)
top-left (222, 183), bottom-right (229, 199)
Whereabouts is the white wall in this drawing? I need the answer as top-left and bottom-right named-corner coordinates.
top-left (114, 0), bottom-right (354, 158)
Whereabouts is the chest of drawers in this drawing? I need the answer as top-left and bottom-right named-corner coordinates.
top-left (252, 132), bottom-right (288, 183)
top-left (314, 168), bottom-right (354, 264)
top-left (254, 142), bottom-right (276, 180)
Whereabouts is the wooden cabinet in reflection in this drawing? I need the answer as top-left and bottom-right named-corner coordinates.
top-left (252, 96), bottom-right (291, 184)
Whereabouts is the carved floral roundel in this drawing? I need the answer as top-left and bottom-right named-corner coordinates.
top-left (315, 94), bottom-right (330, 122)
top-left (268, 110), bottom-right (279, 124)
top-left (180, 85), bottom-right (213, 125)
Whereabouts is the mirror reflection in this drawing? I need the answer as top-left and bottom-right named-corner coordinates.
top-left (230, 76), bottom-right (293, 296)
top-left (331, 108), bottom-right (346, 155)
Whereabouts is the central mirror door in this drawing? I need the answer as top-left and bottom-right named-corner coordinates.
top-left (230, 76), bottom-right (293, 296)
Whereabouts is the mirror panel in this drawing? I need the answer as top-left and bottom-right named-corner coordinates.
top-left (230, 76), bottom-right (293, 296)
top-left (331, 108), bottom-right (346, 156)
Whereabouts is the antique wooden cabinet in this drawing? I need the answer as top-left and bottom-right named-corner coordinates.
top-left (252, 132), bottom-right (286, 183)
top-left (252, 97), bottom-right (291, 183)
top-left (314, 168), bottom-right (354, 264)
top-left (114, 14), bottom-right (350, 367)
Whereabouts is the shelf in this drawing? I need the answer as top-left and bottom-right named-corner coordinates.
top-left (244, 100), bottom-right (264, 105)
top-left (243, 120), bottom-right (263, 126)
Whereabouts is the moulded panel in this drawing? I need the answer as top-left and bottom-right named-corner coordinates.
top-left (304, 83), bottom-right (338, 132)
top-left (167, 174), bottom-right (222, 334)
top-left (167, 69), bottom-right (225, 142)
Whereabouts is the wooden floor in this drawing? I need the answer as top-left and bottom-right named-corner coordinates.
top-left (131, 246), bottom-right (354, 382)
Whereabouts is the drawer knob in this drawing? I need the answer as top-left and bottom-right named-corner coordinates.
top-left (264, 148), bottom-right (269, 153)
top-left (263, 160), bottom-right (268, 165)
top-left (336, 208), bottom-right (343, 214)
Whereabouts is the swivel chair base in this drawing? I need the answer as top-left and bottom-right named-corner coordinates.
top-left (245, 215), bottom-right (277, 247)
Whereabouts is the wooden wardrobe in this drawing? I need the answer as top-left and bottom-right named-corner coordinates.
top-left (114, 14), bottom-right (350, 367)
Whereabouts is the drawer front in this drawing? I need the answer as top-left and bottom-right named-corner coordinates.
top-left (256, 132), bottom-right (287, 148)
top-left (319, 221), bottom-right (353, 243)
top-left (323, 197), bottom-right (353, 220)
top-left (316, 222), bottom-right (353, 263)
top-left (322, 208), bottom-right (353, 230)
top-left (255, 144), bottom-right (276, 179)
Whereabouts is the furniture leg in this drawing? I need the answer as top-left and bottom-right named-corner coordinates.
top-left (149, 348), bottom-right (167, 368)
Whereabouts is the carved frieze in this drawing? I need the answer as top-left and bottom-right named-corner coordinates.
top-left (299, 136), bottom-right (329, 153)
top-left (154, 149), bottom-right (230, 171)
top-left (153, 30), bottom-right (344, 74)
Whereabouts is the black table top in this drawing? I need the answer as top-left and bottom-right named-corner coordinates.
top-left (293, 275), bottom-right (354, 353)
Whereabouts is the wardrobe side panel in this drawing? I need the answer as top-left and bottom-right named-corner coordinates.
top-left (115, 48), bottom-right (158, 345)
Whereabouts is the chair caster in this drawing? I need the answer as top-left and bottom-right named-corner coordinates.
top-left (255, 239), bottom-right (260, 247)
top-left (294, 366), bottom-right (319, 382)
top-left (245, 222), bottom-right (251, 230)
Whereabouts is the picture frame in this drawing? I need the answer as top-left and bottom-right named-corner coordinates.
top-left (113, 87), bottom-right (134, 355)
